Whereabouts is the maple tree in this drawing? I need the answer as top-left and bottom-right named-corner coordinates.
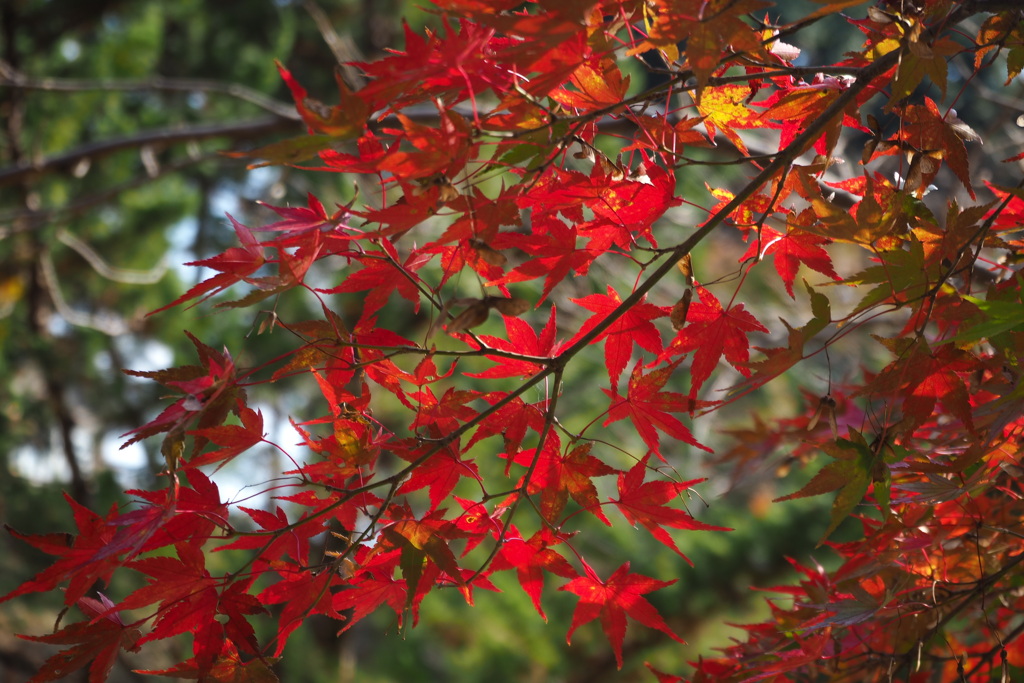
top-left (5, 0), bottom-right (1024, 680)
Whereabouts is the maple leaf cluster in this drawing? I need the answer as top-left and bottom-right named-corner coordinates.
top-left (6, 1), bottom-right (1024, 681)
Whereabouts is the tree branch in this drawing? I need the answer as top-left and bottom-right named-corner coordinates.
top-left (0, 152), bottom-right (221, 236)
top-left (0, 60), bottom-right (302, 120)
top-left (0, 116), bottom-right (300, 188)
top-left (301, 0), bottom-right (366, 89)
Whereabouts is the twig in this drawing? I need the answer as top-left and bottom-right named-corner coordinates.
top-left (301, 0), bottom-right (366, 89)
top-left (0, 152), bottom-right (222, 236)
top-left (0, 60), bottom-right (301, 119)
top-left (0, 116), bottom-right (300, 188)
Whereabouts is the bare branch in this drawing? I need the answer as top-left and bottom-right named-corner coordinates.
top-left (302, 0), bottom-right (366, 89)
top-left (0, 151), bottom-right (221, 236)
top-left (56, 228), bottom-right (168, 285)
top-left (0, 59), bottom-right (301, 120)
top-left (39, 247), bottom-right (134, 336)
top-left (0, 116), bottom-right (300, 188)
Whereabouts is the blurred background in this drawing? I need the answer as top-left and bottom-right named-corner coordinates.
top-left (1, 1), bottom-right (1020, 681)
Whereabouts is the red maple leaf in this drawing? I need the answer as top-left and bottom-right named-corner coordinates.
top-left (377, 511), bottom-right (471, 610)
top-left (259, 568), bottom-right (342, 657)
top-left (120, 469), bottom-right (229, 556)
top-left (741, 225), bottom-right (840, 297)
top-left (550, 56), bottom-right (630, 113)
top-left (215, 504), bottom-right (322, 570)
top-left (149, 214), bottom-right (264, 314)
top-left (135, 640), bottom-right (278, 681)
top-left (430, 189), bottom-right (520, 245)
top-left (324, 238), bottom-right (430, 319)
top-left (396, 443), bottom-right (481, 512)
top-left (255, 192), bottom-right (351, 239)
top-left (645, 662), bottom-right (684, 683)
top-left (613, 455), bottom-right (729, 564)
top-left (567, 285), bottom-right (666, 385)
top-left (560, 560), bottom-right (684, 668)
top-left (119, 543), bottom-right (217, 630)
top-left (539, 441), bottom-right (617, 525)
top-left (659, 285), bottom-right (768, 396)
top-left (318, 130), bottom-right (388, 173)
top-left (355, 19), bottom-right (515, 113)
top-left (225, 511), bottom-right (339, 656)
top-left (505, 433), bottom-right (617, 524)
top-left (17, 593), bottom-right (142, 683)
top-left (518, 166), bottom-right (594, 223)
top-left (466, 393), bottom-right (547, 456)
top-left (377, 108), bottom-right (475, 181)
top-left (119, 333), bottom-right (243, 460)
top-left (408, 386), bottom-right (482, 434)
top-left (424, 239), bottom-right (507, 287)
top-left (860, 338), bottom-right (976, 435)
top-left (489, 216), bottom-right (600, 303)
top-left (187, 405), bottom-right (265, 471)
top-left (275, 60), bottom-right (367, 138)
top-left (492, 527), bottom-right (577, 620)
top-left (122, 543), bottom-right (263, 675)
top-left (453, 496), bottom-right (507, 556)
top-left (1, 495), bottom-right (122, 607)
top-left (757, 76), bottom-right (848, 153)
top-left (352, 321), bottom-right (421, 402)
top-left (20, 621), bottom-right (133, 683)
top-left (332, 548), bottom-right (408, 633)
top-left (580, 158), bottom-right (680, 250)
top-left (603, 361), bottom-right (711, 459)
top-left (639, 2), bottom-right (769, 102)
top-left (984, 180), bottom-right (1024, 232)
top-left (354, 181), bottom-right (446, 239)
top-left (892, 97), bottom-right (977, 199)
top-left (621, 114), bottom-right (711, 159)
top-left (467, 306), bottom-right (561, 379)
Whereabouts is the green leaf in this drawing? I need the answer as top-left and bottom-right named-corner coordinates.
top-left (953, 294), bottom-right (1024, 346)
top-left (805, 279), bottom-right (831, 335)
top-left (224, 134), bottom-right (340, 168)
top-left (775, 432), bottom-right (878, 544)
top-left (841, 238), bottom-right (933, 315)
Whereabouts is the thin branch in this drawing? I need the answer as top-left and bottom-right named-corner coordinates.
top-left (0, 116), bottom-right (300, 188)
top-left (0, 102), bottom-right (473, 189)
top-left (39, 247), bottom-right (134, 336)
top-left (56, 227), bottom-right (168, 285)
top-left (301, 0), bottom-right (366, 89)
top-left (0, 151), bottom-right (222, 236)
top-left (0, 59), bottom-right (301, 120)
top-left (2, 5), bottom-right (91, 506)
